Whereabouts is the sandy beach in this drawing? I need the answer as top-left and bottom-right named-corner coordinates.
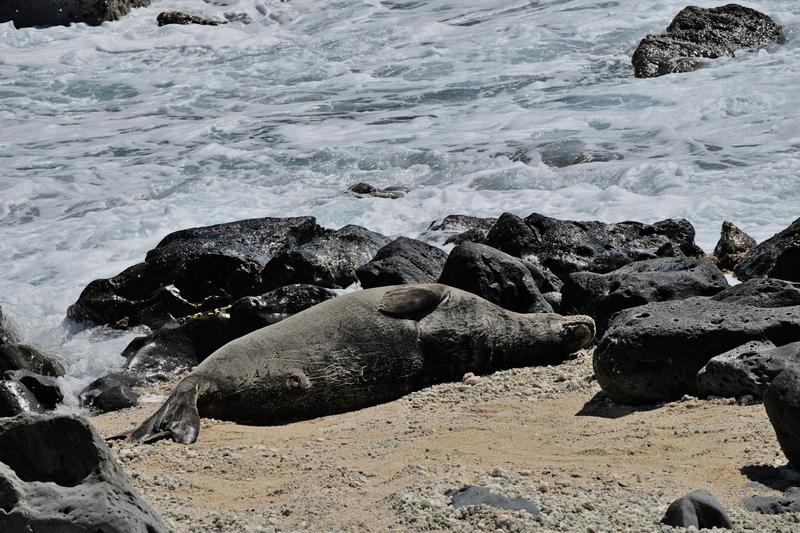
top-left (92, 350), bottom-right (799, 532)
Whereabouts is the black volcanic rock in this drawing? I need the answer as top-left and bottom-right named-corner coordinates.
top-left (438, 242), bottom-right (553, 313)
top-left (735, 217), bottom-right (800, 283)
top-left (509, 213), bottom-right (703, 279)
top-left (79, 372), bottom-right (142, 413)
top-left (595, 282), bottom-right (800, 404)
top-left (0, 414), bottom-right (166, 532)
top-left (422, 215), bottom-right (497, 244)
top-left (356, 237), bottom-right (448, 288)
top-left (0, 380), bottom-right (44, 417)
top-left (713, 221), bottom-right (756, 272)
top-left (68, 216), bottom-right (319, 330)
top-left (262, 225), bottom-right (389, 290)
top-left (0, 0), bottom-right (150, 28)
top-left (347, 182), bottom-right (406, 199)
top-left (698, 340), bottom-right (800, 399)
top-left (3, 370), bottom-right (62, 410)
top-left (0, 343), bottom-right (65, 377)
top-left (712, 277), bottom-right (800, 308)
top-left (561, 257), bottom-right (728, 334)
top-left (632, 4), bottom-right (784, 78)
top-left (157, 11), bottom-right (224, 26)
top-left (661, 489), bottom-right (732, 529)
top-left (765, 369), bottom-right (800, 468)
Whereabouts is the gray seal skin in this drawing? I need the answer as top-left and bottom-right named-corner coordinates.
top-left (124, 284), bottom-right (595, 444)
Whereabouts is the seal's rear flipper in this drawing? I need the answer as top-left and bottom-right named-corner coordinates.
top-left (117, 378), bottom-right (201, 445)
top-left (379, 284), bottom-right (449, 319)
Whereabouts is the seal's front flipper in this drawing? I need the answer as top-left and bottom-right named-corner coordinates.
top-left (379, 284), bottom-right (449, 319)
top-left (124, 378), bottom-right (201, 444)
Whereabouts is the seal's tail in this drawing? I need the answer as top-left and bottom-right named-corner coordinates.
top-left (110, 378), bottom-right (201, 445)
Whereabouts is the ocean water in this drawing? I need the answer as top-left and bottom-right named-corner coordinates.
top-left (0, 0), bottom-right (798, 403)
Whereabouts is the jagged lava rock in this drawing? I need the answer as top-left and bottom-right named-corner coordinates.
top-left (735, 217), bottom-right (800, 283)
top-left (356, 237), bottom-right (448, 288)
top-left (68, 216), bottom-right (319, 330)
top-left (262, 225), bottom-right (389, 290)
top-left (438, 242), bottom-right (553, 313)
top-left (713, 221), bottom-right (756, 272)
top-left (0, 0), bottom-right (150, 28)
top-left (697, 340), bottom-right (800, 399)
top-left (595, 280), bottom-right (800, 404)
top-left (632, 4), bottom-right (784, 78)
top-left (0, 414), bottom-right (166, 532)
top-left (495, 213), bottom-right (704, 279)
top-left (561, 257), bottom-right (728, 334)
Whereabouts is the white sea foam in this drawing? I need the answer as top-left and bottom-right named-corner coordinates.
top-left (0, 0), bottom-right (798, 402)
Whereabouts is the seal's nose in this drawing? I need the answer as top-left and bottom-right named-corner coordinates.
top-left (563, 316), bottom-right (596, 349)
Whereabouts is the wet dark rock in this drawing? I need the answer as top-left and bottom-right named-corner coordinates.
top-left (423, 215), bottom-right (497, 244)
top-left (157, 11), bottom-right (224, 26)
top-left (537, 140), bottom-right (623, 168)
top-left (0, 414), bottom-right (166, 532)
top-left (223, 12), bottom-right (253, 24)
top-left (714, 221), bottom-right (756, 271)
top-left (518, 213), bottom-right (703, 279)
top-left (80, 372), bottom-right (142, 413)
top-left (735, 217), bottom-right (800, 283)
top-left (0, 380), bottom-right (44, 417)
top-left (0, 343), bottom-right (65, 377)
top-left (661, 489), bottom-right (732, 529)
top-left (438, 242), bottom-right (553, 313)
top-left (448, 485), bottom-right (540, 517)
top-left (444, 228), bottom-right (488, 246)
top-left (0, 307), bottom-right (20, 346)
top-left (0, 0), bottom-right (150, 28)
top-left (744, 487), bottom-right (800, 514)
top-left (68, 216), bottom-right (319, 330)
top-left (262, 225), bottom-right (389, 290)
top-left (595, 292), bottom-right (800, 404)
top-left (561, 257), bottom-right (728, 334)
top-left (697, 340), bottom-right (800, 399)
top-left (3, 371), bottom-right (62, 410)
top-left (356, 237), bottom-right (448, 288)
top-left (347, 182), bottom-right (406, 199)
top-left (632, 4), bottom-right (785, 78)
top-left (122, 285), bottom-right (337, 377)
top-left (765, 369), bottom-right (800, 468)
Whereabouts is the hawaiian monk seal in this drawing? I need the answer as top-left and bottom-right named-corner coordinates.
top-left (122, 284), bottom-right (595, 444)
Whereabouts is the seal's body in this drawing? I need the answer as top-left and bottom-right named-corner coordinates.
top-left (126, 284), bottom-right (595, 443)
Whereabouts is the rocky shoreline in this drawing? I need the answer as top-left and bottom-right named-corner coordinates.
top-left (3, 204), bottom-right (800, 529)
top-left (0, 2), bottom-right (797, 530)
